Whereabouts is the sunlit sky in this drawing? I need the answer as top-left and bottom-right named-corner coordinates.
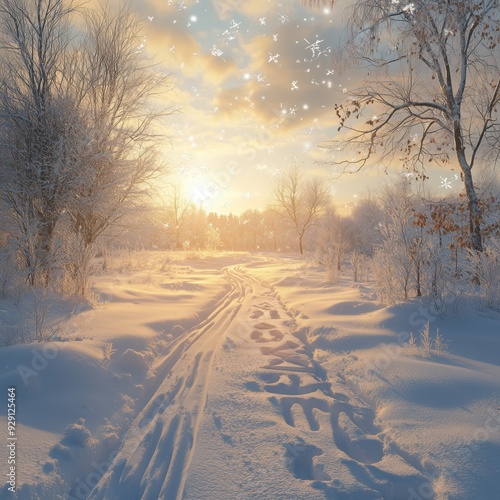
top-left (117, 0), bottom-right (456, 214)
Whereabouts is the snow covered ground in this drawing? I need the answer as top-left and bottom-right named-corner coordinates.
top-left (1, 252), bottom-right (499, 499)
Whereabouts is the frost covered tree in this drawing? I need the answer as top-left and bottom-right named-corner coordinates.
top-left (0, 0), bottom-right (80, 285)
top-left (164, 184), bottom-right (194, 249)
top-left (0, 1), bottom-right (172, 295)
top-left (311, 0), bottom-right (500, 253)
top-left (64, 3), bottom-right (172, 294)
top-left (372, 179), bottom-right (426, 302)
top-left (315, 208), bottom-right (350, 280)
top-left (272, 164), bottom-right (330, 254)
top-left (349, 198), bottom-right (385, 255)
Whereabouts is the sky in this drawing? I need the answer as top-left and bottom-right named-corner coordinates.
top-left (122, 0), bottom-right (458, 214)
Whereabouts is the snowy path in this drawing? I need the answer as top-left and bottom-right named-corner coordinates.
top-left (89, 264), bottom-right (431, 500)
top-left (88, 268), bottom-right (246, 499)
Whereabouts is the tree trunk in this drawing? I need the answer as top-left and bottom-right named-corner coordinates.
top-left (463, 170), bottom-right (483, 252)
top-left (416, 263), bottom-right (422, 297)
top-left (37, 219), bottom-right (57, 287)
top-left (456, 140), bottom-right (483, 252)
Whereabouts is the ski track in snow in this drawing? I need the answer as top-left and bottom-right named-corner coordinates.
top-left (89, 265), bottom-right (433, 500)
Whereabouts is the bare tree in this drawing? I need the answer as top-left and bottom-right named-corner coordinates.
top-left (316, 208), bottom-right (350, 271)
top-left (0, 1), bottom-right (173, 295)
top-left (62, 3), bottom-right (173, 294)
top-left (312, 0), bottom-right (500, 252)
top-left (0, 0), bottom-right (80, 285)
top-left (69, 2), bottom-right (172, 244)
top-left (164, 184), bottom-right (193, 249)
top-left (349, 197), bottom-right (384, 255)
top-left (272, 165), bottom-right (330, 254)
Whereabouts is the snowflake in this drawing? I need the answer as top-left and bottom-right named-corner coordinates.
top-left (304, 38), bottom-right (324, 58)
top-left (229, 20), bottom-right (241, 30)
top-left (439, 176), bottom-right (452, 189)
top-left (273, 34), bottom-right (278, 42)
top-left (278, 13), bottom-right (289, 24)
top-left (211, 45), bottom-right (223, 57)
top-left (268, 53), bottom-right (280, 63)
top-left (402, 3), bottom-right (416, 15)
top-left (291, 81), bottom-right (299, 90)
top-left (259, 17), bottom-right (266, 25)
top-left (222, 20), bottom-right (241, 42)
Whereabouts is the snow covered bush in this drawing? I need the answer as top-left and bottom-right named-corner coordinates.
top-left (372, 179), bottom-right (422, 303)
top-left (314, 246), bottom-right (339, 282)
top-left (404, 322), bottom-right (449, 358)
top-left (467, 239), bottom-right (500, 310)
top-left (324, 247), bottom-right (339, 282)
top-left (371, 247), bottom-right (406, 304)
top-left (423, 242), bottom-right (463, 317)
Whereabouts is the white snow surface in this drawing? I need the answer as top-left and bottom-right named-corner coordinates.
top-left (1, 253), bottom-right (499, 499)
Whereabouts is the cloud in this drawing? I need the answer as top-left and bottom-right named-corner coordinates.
top-left (208, 0), bottom-right (283, 21)
top-left (144, 23), bottom-right (239, 85)
top-left (211, 22), bottom-right (346, 136)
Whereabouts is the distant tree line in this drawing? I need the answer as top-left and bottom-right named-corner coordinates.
top-left (138, 172), bottom-right (500, 310)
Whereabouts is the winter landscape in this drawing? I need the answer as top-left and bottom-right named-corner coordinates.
top-left (1, 0), bottom-right (500, 499)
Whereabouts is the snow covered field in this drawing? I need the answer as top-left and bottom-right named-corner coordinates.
top-left (1, 252), bottom-right (499, 499)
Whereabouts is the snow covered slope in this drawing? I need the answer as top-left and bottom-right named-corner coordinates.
top-left (1, 253), bottom-right (499, 499)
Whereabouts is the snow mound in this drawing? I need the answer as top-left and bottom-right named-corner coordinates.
top-left (325, 301), bottom-right (382, 315)
top-left (115, 348), bottom-right (148, 375)
top-left (64, 418), bottom-right (92, 447)
top-left (275, 276), bottom-right (302, 286)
